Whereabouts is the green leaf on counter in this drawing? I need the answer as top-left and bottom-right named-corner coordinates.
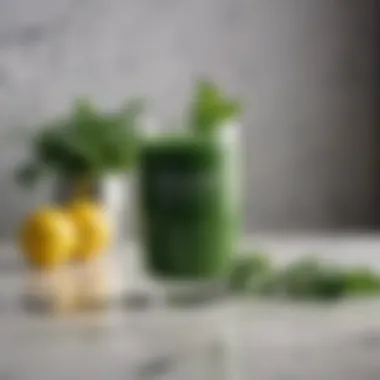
top-left (278, 257), bottom-right (346, 300)
top-left (229, 253), bottom-right (380, 301)
top-left (229, 252), bottom-right (273, 292)
top-left (343, 267), bottom-right (380, 294)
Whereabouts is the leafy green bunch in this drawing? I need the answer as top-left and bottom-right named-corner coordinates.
top-left (229, 253), bottom-right (380, 301)
top-left (15, 98), bottom-right (144, 187)
top-left (188, 79), bottom-right (241, 135)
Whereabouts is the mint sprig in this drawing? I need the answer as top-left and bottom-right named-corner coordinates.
top-left (188, 79), bottom-right (241, 134)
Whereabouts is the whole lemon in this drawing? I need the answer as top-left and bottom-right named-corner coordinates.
top-left (20, 207), bottom-right (77, 269)
top-left (66, 200), bottom-right (112, 261)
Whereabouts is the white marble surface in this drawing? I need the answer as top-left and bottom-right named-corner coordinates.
top-left (1, 235), bottom-right (380, 379)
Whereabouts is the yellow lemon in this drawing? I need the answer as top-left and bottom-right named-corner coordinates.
top-left (20, 207), bottom-right (77, 269)
top-left (66, 200), bottom-right (112, 261)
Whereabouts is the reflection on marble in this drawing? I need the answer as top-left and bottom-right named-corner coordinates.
top-left (1, 238), bottom-right (380, 379)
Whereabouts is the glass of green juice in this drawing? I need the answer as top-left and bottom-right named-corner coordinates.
top-left (137, 133), bottom-right (239, 304)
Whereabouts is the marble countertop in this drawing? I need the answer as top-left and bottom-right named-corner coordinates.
top-left (1, 234), bottom-right (380, 380)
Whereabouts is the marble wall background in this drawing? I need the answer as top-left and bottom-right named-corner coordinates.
top-left (0, 0), bottom-right (378, 237)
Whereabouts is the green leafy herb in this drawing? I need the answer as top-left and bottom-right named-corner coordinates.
top-left (188, 79), bottom-right (241, 135)
top-left (279, 257), bottom-right (346, 300)
top-left (229, 253), bottom-right (380, 301)
top-left (14, 97), bottom-right (145, 188)
top-left (343, 267), bottom-right (380, 294)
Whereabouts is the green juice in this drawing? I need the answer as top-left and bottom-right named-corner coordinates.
top-left (138, 135), bottom-right (236, 280)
